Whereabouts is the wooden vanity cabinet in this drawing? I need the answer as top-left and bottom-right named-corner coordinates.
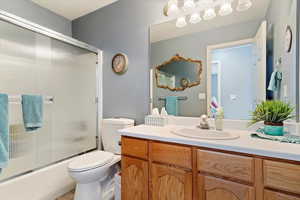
top-left (121, 137), bottom-right (149, 200)
top-left (198, 175), bottom-right (255, 200)
top-left (121, 136), bottom-right (300, 200)
top-left (196, 150), bottom-right (254, 183)
top-left (197, 150), bottom-right (255, 200)
top-left (121, 156), bottom-right (149, 200)
top-left (151, 163), bottom-right (193, 200)
top-left (150, 141), bottom-right (193, 200)
top-left (264, 190), bottom-right (300, 200)
top-left (263, 160), bottom-right (300, 195)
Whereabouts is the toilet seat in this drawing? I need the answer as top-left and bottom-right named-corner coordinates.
top-left (68, 151), bottom-right (114, 172)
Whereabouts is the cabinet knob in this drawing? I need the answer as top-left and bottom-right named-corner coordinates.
top-left (118, 141), bottom-right (122, 146)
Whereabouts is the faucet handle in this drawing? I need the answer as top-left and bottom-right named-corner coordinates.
top-left (200, 115), bottom-right (208, 122)
top-left (200, 115), bottom-right (210, 129)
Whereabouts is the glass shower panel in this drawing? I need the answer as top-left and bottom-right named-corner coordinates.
top-left (50, 39), bottom-right (97, 161)
top-left (0, 19), bottom-right (97, 181)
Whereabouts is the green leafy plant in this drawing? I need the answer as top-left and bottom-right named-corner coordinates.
top-left (250, 100), bottom-right (294, 126)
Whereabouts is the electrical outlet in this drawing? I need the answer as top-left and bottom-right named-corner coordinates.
top-left (198, 93), bottom-right (206, 100)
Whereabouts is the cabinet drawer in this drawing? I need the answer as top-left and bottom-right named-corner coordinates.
top-left (150, 142), bottom-right (192, 169)
top-left (264, 190), bottom-right (300, 200)
top-left (197, 150), bottom-right (254, 183)
top-left (264, 160), bottom-right (300, 195)
top-left (121, 137), bottom-right (148, 160)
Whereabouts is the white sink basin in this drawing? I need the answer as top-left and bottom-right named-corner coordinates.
top-left (172, 128), bottom-right (240, 140)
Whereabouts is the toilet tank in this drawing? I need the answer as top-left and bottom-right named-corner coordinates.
top-left (101, 118), bottom-right (134, 154)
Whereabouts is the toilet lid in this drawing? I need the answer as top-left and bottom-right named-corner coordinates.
top-left (68, 151), bottom-right (114, 172)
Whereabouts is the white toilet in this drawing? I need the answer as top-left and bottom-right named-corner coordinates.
top-left (68, 118), bottom-right (134, 200)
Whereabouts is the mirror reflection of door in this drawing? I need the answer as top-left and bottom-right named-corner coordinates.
top-left (210, 44), bottom-right (256, 120)
top-left (253, 21), bottom-right (267, 104)
top-left (208, 21), bottom-right (267, 120)
top-left (211, 61), bottom-right (221, 106)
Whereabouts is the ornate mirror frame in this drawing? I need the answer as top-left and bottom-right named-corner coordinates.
top-left (155, 54), bottom-right (203, 91)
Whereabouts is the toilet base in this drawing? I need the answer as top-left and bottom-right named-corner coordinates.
top-left (74, 181), bottom-right (102, 200)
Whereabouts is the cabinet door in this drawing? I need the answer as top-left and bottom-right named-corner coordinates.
top-left (264, 190), bottom-right (300, 200)
top-left (151, 163), bottom-right (192, 200)
top-left (121, 156), bottom-right (148, 200)
top-left (198, 175), bottom-right (255, 200)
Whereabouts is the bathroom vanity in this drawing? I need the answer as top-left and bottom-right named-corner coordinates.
top-left (120, 125), bottom-right (300, 200)
top-left (122, 0), bottom-right (300, 198)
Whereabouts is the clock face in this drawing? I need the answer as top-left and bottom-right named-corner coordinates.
top-left (285, 26), bottom-right (292, 53)
top-left (112, 53), bottom-right (128, 74)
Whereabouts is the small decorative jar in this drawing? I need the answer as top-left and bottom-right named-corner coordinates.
top-left (264, 122), bottom-right (284, 136)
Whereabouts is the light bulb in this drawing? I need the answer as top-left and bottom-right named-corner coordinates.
top-left (176, 17), bottom-right (187, 28)
top-left (203, 8), bottom-right (216, 20)
top-left (183, 0), bottom-right (196, 11)
top-left (167, 0), bottom-right (179, 16)
top-left (190, 13), bottom-right (202, 24)
top-left (219, 2), bottom-right (233, 16)
top-left (237, 0), bottom-right (252, 12)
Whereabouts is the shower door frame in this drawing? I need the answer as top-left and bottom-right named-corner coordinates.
top-left (0, 9), bottom-right (102, 181)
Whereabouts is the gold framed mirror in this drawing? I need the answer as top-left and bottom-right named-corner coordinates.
top-left (155, 54), bottom-right (202, 91)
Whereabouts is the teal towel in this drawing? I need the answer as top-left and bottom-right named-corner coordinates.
top-left (22, 95), bottom-right (43, 132)
top-left (166, 96), bottom-right (179, 116)
top-left (0, 94), bottom-right (9, 172)
top-left (268, 71), bottom-right (282, 92)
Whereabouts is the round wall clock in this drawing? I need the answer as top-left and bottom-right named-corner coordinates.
top-left (285, 25), bottom-right (293, 53)
top-left (112, 53), bottom-right (129, 75)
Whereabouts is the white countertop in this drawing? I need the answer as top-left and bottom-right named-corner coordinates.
top-left (120, 125), bottom-right (300, 162)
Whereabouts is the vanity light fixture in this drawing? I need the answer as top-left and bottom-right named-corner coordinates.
top-left (203, 8), bottom-right (216, 20)
top-left (237, 0), bottom-right (253, 12)
top-left (165, 0), bottom-right (253, 28)
top-left (190, 12), bottom-right (202, 24)
top-left (219, 1), bottom-right (233, 16)
top-left (176, 16), bottom-right (187, 28)
top-left (167, 0), bottom-right (179, 16)
top-left (183, 0), bottom-right (196, 11)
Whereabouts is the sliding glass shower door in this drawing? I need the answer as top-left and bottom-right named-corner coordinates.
top-left (0, 19), bottom-right (98, 181)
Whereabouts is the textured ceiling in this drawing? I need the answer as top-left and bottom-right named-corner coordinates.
top-left (31, 0), bottom-right (118, 20)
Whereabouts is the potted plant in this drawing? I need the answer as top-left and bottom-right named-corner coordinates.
top-left (250, 100), bottom-right (294, 136)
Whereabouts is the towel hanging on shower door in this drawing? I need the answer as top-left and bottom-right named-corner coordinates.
top-left (22, 95), bottom-right (43, 132)
top-left (0, 93), bottom-right (9, 173)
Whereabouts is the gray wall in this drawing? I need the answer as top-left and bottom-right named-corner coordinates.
top-left (0, 0), bottom-right (72, 36)
top-left (151, 20), bottom-right (262, 117)
top-left (71, 0), bottom-right (298, 123)
top-left (72, 0), bottom-right (165, 124)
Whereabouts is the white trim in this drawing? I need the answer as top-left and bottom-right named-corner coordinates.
top-left (206, 38), bottom-right (254, 116)
top-left (97, 50), bottom-right (103, 149)
top-left (211, 61), bottom-right (222, 106)
top-left (150, 69), bottom-right (154, 112)
top-left (0, 9), bottom-right (98, 53)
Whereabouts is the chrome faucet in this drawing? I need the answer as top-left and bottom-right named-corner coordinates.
top-left (199, 115), bottom-right (210, 129)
